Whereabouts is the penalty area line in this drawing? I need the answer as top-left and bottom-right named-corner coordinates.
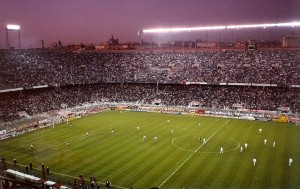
top-left (159, 120), bottom-right (230, 188)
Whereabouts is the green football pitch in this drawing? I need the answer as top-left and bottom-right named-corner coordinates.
top-left (1, 111), bottom-right (299, 189)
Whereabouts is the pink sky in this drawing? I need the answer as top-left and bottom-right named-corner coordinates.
top-left (1, 0), bottom-right (299, 49)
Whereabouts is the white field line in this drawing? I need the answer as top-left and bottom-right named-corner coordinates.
top-left (10, 126), bottom-right (111, 147)
top-left (171, 138), bottom-right (195, 152)
top-left (159, 120), bottom-right (230, 188)
top-left (172, 137), bottom-right (240, 153)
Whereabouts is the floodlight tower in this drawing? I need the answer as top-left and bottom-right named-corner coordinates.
top-left (6, 24), bottom-right (21, 49)
top-left (138, 30), bottom-right (143, 45)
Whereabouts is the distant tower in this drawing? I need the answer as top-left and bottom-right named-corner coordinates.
top-left (39, 40), bottom-right (45, 49)
top-left (58, 40), bottom-right (62, 49)
top-left (108, 35), bottom-right (119, 45)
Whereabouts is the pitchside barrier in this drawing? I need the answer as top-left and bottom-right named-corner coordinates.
top-left (0, 163), bottom-right (72, 188)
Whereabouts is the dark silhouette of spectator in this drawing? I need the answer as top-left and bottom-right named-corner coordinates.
top-left (25, 165), bottom-right (29, 173)
top-left (13, 158), bottom-right (17, 167)
top-left (1, 157), bottom-right (6, 169)
top-left (73, 178), bottom-right (77, 188)
top-left (42, 169), bottom-right (46, 179)
top-left (96, 183), bottom-right (101, 189)
top-left (105, 179), bottom-right (111, 189)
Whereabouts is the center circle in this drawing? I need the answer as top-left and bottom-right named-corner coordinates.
top-left (172, 135), bottom-right (240, 153)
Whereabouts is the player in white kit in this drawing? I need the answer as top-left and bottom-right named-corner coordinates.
top-left (264, 139), bottom-right (267, 145)
top-left (289, 158), bottom-right (293, 166)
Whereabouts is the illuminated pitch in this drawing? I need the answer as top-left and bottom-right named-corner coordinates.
top-left (143, 21), bottom-right (300, 33)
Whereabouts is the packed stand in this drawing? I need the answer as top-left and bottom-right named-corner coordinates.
top-left (0, 50), bottom-right (299, 88)
top-left (0, 83), bottom-right (299, 122)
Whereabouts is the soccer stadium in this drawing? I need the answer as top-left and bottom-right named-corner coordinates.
top-left (1, 1), bottom-right (300, 189)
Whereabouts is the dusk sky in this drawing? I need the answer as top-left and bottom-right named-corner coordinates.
top-left (1, 0), bottom-right (299, 49)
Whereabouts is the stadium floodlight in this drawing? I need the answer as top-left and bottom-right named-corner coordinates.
top-left (6, 24), bottom-right (21, 49)
top-left (277, 22), bottom-right (300, 27)
top-left (7, 24), bottom-right (20, 30)
top-left (227, 22), bottom-right (300, 29)
top-left (227, 23), bottom-right (276, 29)
top-left (142, 21), bottom-right (300, 33)
top-left (143, 26), bottom-right (226, 33)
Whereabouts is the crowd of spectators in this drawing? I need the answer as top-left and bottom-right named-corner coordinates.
top-left (0, 50), bottom-right (299, 88)
top-left (0, 50), bottom-right (299, 122)
top-left (0, 83), bottom-right (299, 122)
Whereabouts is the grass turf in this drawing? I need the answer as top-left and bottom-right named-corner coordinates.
top-left (0, 111), bottom-right (299, 189)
